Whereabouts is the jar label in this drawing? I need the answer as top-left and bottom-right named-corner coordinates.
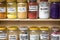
top-left (0, 33), bottom-right (6, 39)
top-left (0, 7), bottom-right (6, 12)
top-left (39, 2), bottom-right (49, 18)
top-left (9, 35), bottom-right (17, 40)
top-left (7, 7), bottom-right (16, 12)
top-left (29, 6), bottom-right (38, 11)
top-left (30, 35), bottom-right (39, 40)
top-left (18, 7), bottom-right (27, 12)
top-left (40, 34), bottom-right (49, 40)
top-left (51, 34), bottom-right (59, 40)
top-left (19, 34), bottom-right (28, 40)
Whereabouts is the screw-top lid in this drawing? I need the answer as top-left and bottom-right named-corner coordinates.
top-left (19, 26), bottom-right (28, 30)
top-left (29, 26), bottom-right (38, 30)
top-left (52, 27), bottom-right (59, 31)
top-left (0, 26), bottom-right (7, 30)
top-left (40, 0), bottom-right (48, 2)
top-left (29, 0), bottom-right (37, 2)
top-left (40, 26), bottom-right (49, 30)
top-left (8, 26), bottom-right (18, 30)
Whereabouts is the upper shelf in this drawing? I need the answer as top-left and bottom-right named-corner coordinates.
top-left (0, 19), bottom-right (60, 21)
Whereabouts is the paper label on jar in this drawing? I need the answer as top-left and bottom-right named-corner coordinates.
top-left (30, 35), bottom-right (39, 40)
top-left (19, 34), bottom-right (28, 40)
top-left (0, 33), bottom-right (6, 39)
top-left (51, 34), bottom-right (59, 40)
top-left (0, 7), bottom-right (6, 12)
top-left (29, 6), bottom-right (38, 11)
top-left (18, 7), bottom-right (27, 12)
top-left (40, 34), bottom-right (49, 40)
top-left (9, 35), bottom-right (17, 40)
top-left (7, 7), bottom-right (16, 12)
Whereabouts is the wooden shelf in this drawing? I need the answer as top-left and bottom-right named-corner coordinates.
top-left (0, 19), bottom-right (60, 21)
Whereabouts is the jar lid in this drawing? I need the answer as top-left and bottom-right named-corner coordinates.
top-left (52, 27), bottom-right (59, 31)
top-left (19, 26), bottom-right (28, 30)
top-left (0, 26), bottom-right (7, 30)
top-left (29, 0), bottom-right (37, 2)
top-left (40, 26), bottom-right (49, 30)
top-left (8, 26), bottom-right (18, 30)
top-left (40, 0), bottom-right (48, 2)
top-left (29, 26), bottom-right (38, 30)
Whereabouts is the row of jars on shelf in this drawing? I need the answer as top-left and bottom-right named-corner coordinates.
top-left (0, 0), bottom-right (60, 2)
top-left (0, 0), bottom-right (60, 19)
top-left (0, 26), bottom-right (60, 40)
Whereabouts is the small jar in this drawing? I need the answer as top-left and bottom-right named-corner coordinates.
top-left (40, 26), bottom-right (49, 40)
top-left (28, 0), bottom-right (38, 19)
top-left (7, 2), bottom-right (17, 19)
top-left (8, 26), bottom-right (18, 40)
top-left (29, 26), bottom-right (39, 40)
top-left (19, 26), bottom-right (29, 40)
top-left (0, 26), bottom-right (7, 40)
top-left (39, 0), bottom-right (50, 19)
top-left (51, 27), bottom-right (60, 40)
top-left (17, 2), bottom-right (27, 19)
top-left (0, 3), bottom-right (7, 19)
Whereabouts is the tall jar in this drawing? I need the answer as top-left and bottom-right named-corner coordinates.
top-left (17, 1), bottom-right (27, 19)
top-left (19, 26), bottom-right (29, 40)
top-left (7, 2), bottom-right (17, 19)
top-left (0, 26), bottom-right (7, 40)
top-left (0, 3), bottom-right (7, 19)
top-left (51, 27), bottom-right (60, 40)
top-left (29, 26), bottom-right (39, 40)
top-left (39, 0), bottom-right (50, 19)
top-left (50, 2), bottom-right (59, 19)
top-left (40, 26), bottom-right (49, 40)
top-left (8, 26), bottom-right (18, 40)
top-left (28, 0), bottom-right (38, 19)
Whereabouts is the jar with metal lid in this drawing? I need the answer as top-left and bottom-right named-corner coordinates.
top-left (40, 26), bottom-right (49, 40)
top-left (0, 26), bottom-right (7, 40)
top-left (0, 3), bottom-right (7, 19)
top-left (8, 26), bottom-right (18, 40)
top-left (7, 2), bottom-right (17, 19)
top-left (28, 0), bottom-right (38, 19)
top-left (29, 26), bottom-right (39, 40)
top-left (51, 27), bottom-right (60, 40)
top-left (19, 26), bottom-right (29, 40)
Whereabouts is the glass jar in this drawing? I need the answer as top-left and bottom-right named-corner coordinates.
top-left (0, 3), bottom-right (7, 19)
top-left (17, 2), bottom-right (27, 19)
top-left (39, 0), bottom-right (50, 19)
top-left (40, 26), bottom-right (49, 40)
top-left (51, 27), bottom-right (60, 40)
top-left (8, 26), bottom-right (18, 40)
top-left (7, 2), bottom-right (17, 19)
top-left (19, 26), bottom-right (29, 40)
top-left (0, 26), bottom-right (7, 40)
top-left (29, 26), bottom-right (39, 40)
top-left (28, 0), bottom-right (38, 19)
